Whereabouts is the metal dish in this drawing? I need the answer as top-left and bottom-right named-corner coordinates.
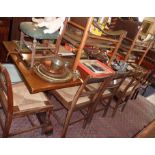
top-left (33, 63), bottom-right (73, 83)
top-left (39, 63), bottom-right (67, 78)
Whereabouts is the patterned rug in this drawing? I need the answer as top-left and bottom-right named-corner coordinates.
top-left (0, 94), bottom-right (155, 138)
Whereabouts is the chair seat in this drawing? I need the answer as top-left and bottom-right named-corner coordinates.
top-left (86, 83), bottom-right (100, 90)
top-left (86, 83), bottom-right (111, 96)
top-left (12, 82), bottom-right (49, 112)
top-left (87, 78), bottom-right (135, 97)
top-left (20, 22), bottom-right (59, 40)
top-left (54, 86), bottom-right (91, 108)
top-left (116, 78), bottom-right (135, 96)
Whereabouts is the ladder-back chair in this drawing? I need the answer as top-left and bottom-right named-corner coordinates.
top-left (86, 71), bottom-right (130, 118)
top-left (19, 18), bottom-right (68, 68)
top-left (0, 64), bottom-right (53, 137)
top-left (112, 69), bottom-right (146, 117)
top-left (63, 17), bottom-right (127, 67)
top-left (119, 24), bottom-right (154, 65)
top-left (131, 68), bottom-right (152, 99)
top-left (50, 73), bottom-right (114, 137)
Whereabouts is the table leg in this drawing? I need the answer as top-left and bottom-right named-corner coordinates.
top-left (36, 112), bottom-right (53, 135)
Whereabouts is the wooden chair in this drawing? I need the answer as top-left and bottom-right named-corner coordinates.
top-left (142, 70), bottom-right (155, 95)
top-left (63, 17), bottom-right (127, 67)
top-left (0, 64), bottom-right (53, 137)
top-left (131, 69), bottom-right (152, 99)
top-left (143, 41), bottom-right (155, 69)
top-left (19, 18), bottom-right (68, 67)
top-left (50, 74), bottom-right (114, 137)
top-left (118, 24), bottom-right (154, 65)
top-left (112, 69), bottom-right (146, 117)
top-left (109, 18), bottom-right (140, 40)
top-left (85, 71), bottom-right (130, 118)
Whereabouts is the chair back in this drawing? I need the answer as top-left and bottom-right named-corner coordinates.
top-left (119, 23), bottom-right (154, 65)
top-left (107, 71), bottom-right (131, 97)
top-left (148, 70), bottom-right (155, 85)
top-left (70, 74), bottom-right (114, 110)
top-left (54, 18), bottom-right (69, 54)
top-left (109, 18), bottom-right (140, 40)
top-left (138, 68), bottom-right (151, 85)
top-left (0, 64), bottom-right (13, 116)
top-left (63, 17), bottom-right (127, 66)
top-left (119, 69), bottom-right (145, 97)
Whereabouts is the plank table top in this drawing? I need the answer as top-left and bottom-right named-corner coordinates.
top-left (3, 41), bottom-right (82, 94)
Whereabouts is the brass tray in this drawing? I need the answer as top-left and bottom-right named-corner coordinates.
top-left (39, 63), bottom-right (68, 78)
top-left (33, 63), bottom-right (73, 83)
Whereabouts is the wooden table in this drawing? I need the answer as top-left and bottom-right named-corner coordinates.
top-left (3, 41), bottom-right (115, 135)
top-left (3, 41), bottom-right (81, 94)
top-left (3, 41), bottom-right (82, 135)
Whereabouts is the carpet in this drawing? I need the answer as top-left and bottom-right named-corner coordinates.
top-left (0, 94), bottom-right (155, 138)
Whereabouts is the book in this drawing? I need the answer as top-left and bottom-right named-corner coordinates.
top-left (78, 60), bottom-right (115, 77)
top-left (82, 62), bottom-right (105, 74)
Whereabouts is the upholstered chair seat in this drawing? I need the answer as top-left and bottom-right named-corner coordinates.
top-left (20, 22), bottom-right (59, 40)
top-left (19, 19), bottom-right (68, 68)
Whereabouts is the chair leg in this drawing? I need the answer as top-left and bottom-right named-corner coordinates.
top-left (112, 99), bottom-right (122, 117)
top-left (142, 85), bottom-right (149, 96)
top-left (31, 39), bottom-right (37, 68)
top-left (45, 110), bottom-right (52, 124)
top-left (121, 96), bottom-right (129, 112)
top-left (19, 32), bottom-right (24, 50)
top-left (82, 105), bottom-right (92, 129)
top-left (82, 119), bottom-right (87, 129)
top-left (131, 89), bottom-right (138, 100)
top-left (102, 98), bottom-right (113, 117)
top-left (133, 89), bottom-right (139, 100)
top-left (61, 109), bottom-right (73, 138)
top-left (42, 110), bottom-right (53, 135)
top-left (85, 101), bottom-right (98, 125)
top-left (3, 117), bottom-right (12, 138)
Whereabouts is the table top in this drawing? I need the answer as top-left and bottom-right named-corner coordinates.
top-left (3, 41), bottom-right (81, 94)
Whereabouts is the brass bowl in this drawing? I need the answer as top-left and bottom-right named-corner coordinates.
top-left (50, 57), bottom-right (65, 74)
